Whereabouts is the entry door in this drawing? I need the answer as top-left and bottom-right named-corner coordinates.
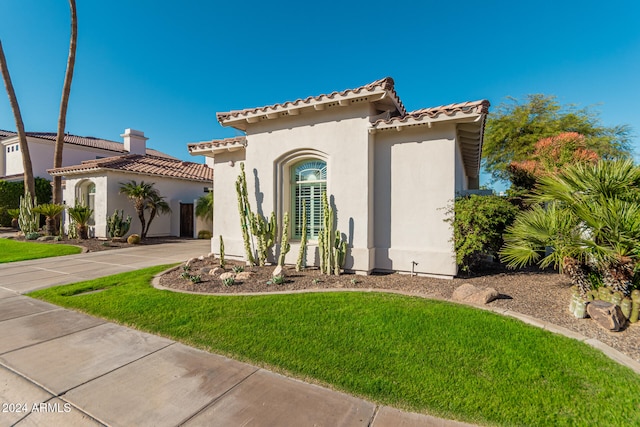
top-left (180, 203), bottom-right (194, 238)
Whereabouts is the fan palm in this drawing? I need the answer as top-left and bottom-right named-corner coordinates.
top-left (33, 203), bottom-right (65, 236)
top-left (501, 160), bottom-right (640, 295)
top-left (195, 192), bottom-right (213, 222)
top-left (143, 192), bottom-right (171, 238)
top-left (119, 181), bottom-right (155, 238)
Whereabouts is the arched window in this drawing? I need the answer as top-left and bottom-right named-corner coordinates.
top-left (292, 160), bottom-right (326, 239)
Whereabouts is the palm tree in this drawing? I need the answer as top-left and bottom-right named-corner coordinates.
top-left (143, 192), bottom-right (171, 238)
top-left (195, 192), bottom-right (213, 222)
top-left (52, 0), bottom-right (78, 205)
top-left (33, 203), bottom-right (65, 236)
top-left (67, 204), bottom-right (93, 239)
top-left (501, 160), bottom-right (640, 296)
top-left (0, 40), bottom-right (35, 200)
top-left (119, 180), bottom-right (155, 238)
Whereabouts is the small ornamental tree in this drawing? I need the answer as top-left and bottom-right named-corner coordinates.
top-left (448, 194), bottom-right (520, 273)
top-left (509, 132), bottom-right (599, 192)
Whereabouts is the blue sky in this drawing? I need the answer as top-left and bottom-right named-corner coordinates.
top-left (1, 1), bottom-right (639, 190)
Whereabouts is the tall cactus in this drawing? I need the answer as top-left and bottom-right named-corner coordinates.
top-left (317, 191), bottom-right (347, 275)
top-left (219, 235), bottom-right (225, 269)
top-left (295, 200), bottom-right (308, 271)
top-left (18, 191), bottom-right (38, 234)
top-left (107, 210), bottom-right (131, 238)
top-left (236, 163), bottom-right (255, 266)
top-left (278, 212), bottom-right (290, 267)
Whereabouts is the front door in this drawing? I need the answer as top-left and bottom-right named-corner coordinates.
top-left (180, 203), bottom-right (194, 238)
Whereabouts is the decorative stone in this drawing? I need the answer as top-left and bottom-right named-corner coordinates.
top-left (452, 283), bottom-right (499, 305)
top-left (272, 265), bottom-right (284, 277)
top-left (219, 272), bottom-right (235, 281)
top-left (209, 267), bottom-right (224, 276)
top-left (587, 300), bottom-right (626, 332)
top-left (207, 252), bottom-right (216, 259)
top-left (200, 267), bottom-right (213, 275)
top-left (185, 258), bottom-right (197, 267)
top-left (37, 236), bottom-right (56, 241)
top-left (198, 255), bottom-right (205, 261)
top-left (235, 272), bottom-right (253, 281)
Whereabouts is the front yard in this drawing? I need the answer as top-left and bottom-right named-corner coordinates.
top-left (29, 265), bottom-right (640, 427)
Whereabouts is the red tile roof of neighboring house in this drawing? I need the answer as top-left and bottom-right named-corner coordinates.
top-left (48, 154), bottom-right (213, 182)
top-left (187, 136), bottom-right (247, 154)
top-left (0, 130), bottom-right (173, 158)
top-left (216, 77), bottom-right (406, 123)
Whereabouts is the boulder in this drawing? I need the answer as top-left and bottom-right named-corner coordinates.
top-left (272, 265), bottom-right (284, 277)
top-left (198, 255), bottom-right (205, 261)
top-left (587, 300), bottom-right (626, 332)
top-left (235, 271), bottom-right (253, 281)
top-left (452, 283), bottom-right (499, 305)
top-left (209, 267), bottom-right (224, 276)
top-left (219, 272), bottom-right (235, 281)
top-left (185, 258), bottom-right (197, 267)
top-left (37, 236), bottom-right (56, 241)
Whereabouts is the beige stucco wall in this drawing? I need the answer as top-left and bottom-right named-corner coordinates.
top-left (209, 101), bottom-right (476, 277)
top-left (62, 171), bottom-right (209, 238)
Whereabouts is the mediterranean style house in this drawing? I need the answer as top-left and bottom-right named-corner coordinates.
top-left (0, 128), bottom-right (173, 182)
top-left (46, 130), bottom-right (213, 239)
top-left (188, 77), bottom-right (489, 277)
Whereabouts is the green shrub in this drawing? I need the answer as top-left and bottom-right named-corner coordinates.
top-left (197, 230), bottom-right (212, 239)
top-left (448, 194), bottom-right (519, 273)
top-left (127, 234), bottom-right (141, 244)
top-left (0, 178), bottom-right (51, 226)
top-left (25, 232), bottom-right (41, 240)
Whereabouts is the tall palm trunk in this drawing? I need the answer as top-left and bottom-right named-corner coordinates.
top-left (603, 258), bottom-right (634, 296)
top-left (0, 40), bottom-right (35, 200)
top-left (53, 0), bottom-right (78, 205)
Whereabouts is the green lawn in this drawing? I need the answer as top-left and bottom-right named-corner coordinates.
top-left (0, 238), bottom-right (82, 263)
top-left (29, 265), bottom-right (640, 427)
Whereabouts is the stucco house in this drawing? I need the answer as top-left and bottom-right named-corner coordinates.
top-left (0, 128), bottom-right (173, 182)
top-left (48, 130), bottom-right (213, 239)
top-left (188, 77), bottom-right (489, 277)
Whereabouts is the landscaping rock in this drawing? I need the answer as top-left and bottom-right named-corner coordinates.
top-left (452, 283), bottom-right (499, 305)
top-left (199, 267), bottom-right (213, 275)
top-left (209, 267), bottom-right (224, 276)
top-left (587, 300), bottom-right (626, 332)
top-left (37, 236), bottom-right (56, 241)
top-left (235, 272), bottom-right (253, 281)
top-left (185, 258), bottom-right (197, 267)
top-left (198, 255), bottom-right (205, 261)
top-left (272, 265), bottom-right (284, 277)
top-left (219, 272), bottom-right (235, 281)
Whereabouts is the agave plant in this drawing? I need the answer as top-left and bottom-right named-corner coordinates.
top-left (33, 203), bottom-right (65, 236)
top-left (67, 204), bottom-right (93, 239)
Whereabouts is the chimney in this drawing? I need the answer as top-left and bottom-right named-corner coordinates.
top-left (121, 129), bottom-right (148, 155)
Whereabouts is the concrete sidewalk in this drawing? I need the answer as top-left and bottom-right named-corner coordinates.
top-left (0, 241), bottom-right (474, 427)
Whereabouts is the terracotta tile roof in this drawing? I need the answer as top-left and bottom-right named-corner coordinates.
top-left (371, 100), bottom-right (490, 127)
top-left (48, 154), bottom-right (213, 182)
top-left (1, 130), bottom-right (173, 158)
top-left (217, 77), bottom-right (406, 124)
top-left (0, 130), bottom-right (15, 139)
top-left (187, 136), bottom-right (247, 154)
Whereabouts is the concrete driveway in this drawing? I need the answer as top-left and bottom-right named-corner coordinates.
top-left (0, 239), bottom-right (474, 427)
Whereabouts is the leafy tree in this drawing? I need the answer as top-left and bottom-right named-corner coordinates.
top-left (53, 0), bottom-right (78, 205)
top-left (448, 194), bottom-right (519, 273)
top-left (195, 192), bottom-right (213, 222)
top-left (0, 41), bottom-right (35, 200)
top-left (501, 160), bottom-right (640, 296)
top-left (483, 94), bottom-right (632, 184)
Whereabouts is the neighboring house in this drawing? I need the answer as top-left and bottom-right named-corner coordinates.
top-left (0, 128), bottom-right (173, 182)
top-left (188, 77), bottom-right (489, 277)
top-left (47, 132), bottom-right (213, 239)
